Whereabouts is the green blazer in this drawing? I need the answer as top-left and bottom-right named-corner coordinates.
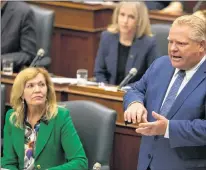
top-left (1, 107), bottom-right (88, 170)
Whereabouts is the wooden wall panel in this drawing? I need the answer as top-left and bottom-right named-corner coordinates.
top-left (112, 126), bottom-right (141, 170)
top-left (4, 83), bottom-right (12, 104)
top-left (51, 29), bottom-right (101, 78)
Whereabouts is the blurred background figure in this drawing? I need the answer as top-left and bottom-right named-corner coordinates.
top-left (1, 1), bottom-right (36, 73)
top-left (1, 67), bottom-right (88, 170)
top-left (145, 1), bottom-right (183, 15)
top-left (94, 1), bottom-right (159, 85)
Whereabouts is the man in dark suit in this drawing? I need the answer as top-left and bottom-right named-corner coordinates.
top-left (124, 15), bottom-right (206, 170)
top-left (1, 1), bottom-right (36, 73)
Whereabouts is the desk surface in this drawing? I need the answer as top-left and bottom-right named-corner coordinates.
top-left (30, 1), bottom-right (115, 10)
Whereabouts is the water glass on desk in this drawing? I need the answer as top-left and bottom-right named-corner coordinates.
top-left (2, 58), bottom-right (13, 75)
top-left (77, 69), bottom-right (88, 86)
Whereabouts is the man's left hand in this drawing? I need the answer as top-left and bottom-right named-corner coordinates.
top-left (135, 111), bottom-right (168, 136)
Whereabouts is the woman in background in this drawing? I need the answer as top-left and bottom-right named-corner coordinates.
top-left (145, 1), bottom-right (183, 15)
top-left (94, 2), bottom-right (159, 85)
top-left (1, 67), bottom-right (88, 170)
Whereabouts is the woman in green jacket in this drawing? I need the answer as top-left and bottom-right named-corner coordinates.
top-left (1, 67), bottom-right (88, 170)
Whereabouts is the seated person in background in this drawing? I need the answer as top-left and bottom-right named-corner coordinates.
top-left (94, 2), bottom-right (159, 85)
top-left (1, 67), bottom-right (88, 170)
top-left (145, 1), bottom-right (183, 15)
top-left (193, 9), bottom-right (206, 21)
top-left (1, 1), bottom-right (36, 73)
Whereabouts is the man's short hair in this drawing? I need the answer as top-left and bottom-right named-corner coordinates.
top-left (172, 15), bottom-right (206, 42)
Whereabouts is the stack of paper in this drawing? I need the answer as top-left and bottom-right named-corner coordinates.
top-left (51, 78), bottom-right (77, 84)
top-left (51, 77), bottom-right (99, 86)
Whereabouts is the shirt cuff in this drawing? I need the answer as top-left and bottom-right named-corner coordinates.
top-left (128, 101), bottom-right (143, 108)
top-left (164, 120), bottom-right (169, 138)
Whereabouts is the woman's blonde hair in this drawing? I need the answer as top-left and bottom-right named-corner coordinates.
top-left (107, 1), bottom-right (152, 38)
top-left (172, 15), bottom-right (206, 42)
top-left (10, 67), bottom-right (57, 128)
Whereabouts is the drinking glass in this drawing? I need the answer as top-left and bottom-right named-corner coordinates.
top-left (2, 58), bottom-right (13, 75)
top-left (76, 69), bottom-right (88, 86)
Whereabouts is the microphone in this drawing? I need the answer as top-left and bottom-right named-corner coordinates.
top-left (118, 68), bottom-right (138, 89)
top-left (193, 1), bottom-right (203, 12)
top-left (92, 162), bottom-right (101, 170)
top-left (30, 48), bottom-right (45, 67)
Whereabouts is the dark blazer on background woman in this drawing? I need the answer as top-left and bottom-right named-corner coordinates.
top-left (94, 31), bottom-right (160, 85)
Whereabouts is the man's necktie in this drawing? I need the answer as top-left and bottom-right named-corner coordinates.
top-left (160, 70), bottom-right (186, 116)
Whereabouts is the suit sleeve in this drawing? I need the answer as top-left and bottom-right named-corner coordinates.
top-left (1, 8), bottom-right (36, 72)
top-left (169, 118), bottom-right (206, 148)
top-left (146, 37), bottom-right (160, 67)
top-left (48, 109), bottom-right (88, 170)
top-left (1, 110), bottom-right (19, 170)
top-left (94, 32), bottom-right (109, 83)
top-left (123, 60), bottom-right (156, 110)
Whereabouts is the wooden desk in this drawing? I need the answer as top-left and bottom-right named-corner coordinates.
top-left (149, 10), bottom-right (181, 24)
top-left (1, 73), bottom-right (141, 170)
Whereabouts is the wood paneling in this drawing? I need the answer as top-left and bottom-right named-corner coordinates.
top-left (184, 1), bottom-right (206, 13)
top-left (50, 29), bottom-right (101, 77)
top-left (149, 11), bottom-right (180, 24)
top-left (112, 126), bottom-right (141, 170)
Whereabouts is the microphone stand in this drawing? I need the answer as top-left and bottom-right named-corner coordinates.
top-left (30, 56), bottom-right (40, 67)
top-left (193, 1), bottom-right (203, 13)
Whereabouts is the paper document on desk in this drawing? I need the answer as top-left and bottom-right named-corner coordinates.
top-left (51, 78), bottom-right (77, 85)
top-left (51, 78), bottom-right (99, 86)
top-left (83, 1), bottom-right (114, 5)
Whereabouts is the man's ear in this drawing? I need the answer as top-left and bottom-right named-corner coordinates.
top-left (199, 40), bottom-right (206, 52)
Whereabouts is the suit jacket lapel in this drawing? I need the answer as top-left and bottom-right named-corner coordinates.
top-left (153, 64), bottom-right (175, 115)
top-left (125, 38), bottom-right (141, 75)
top-left (109, 34), bottom-right (119, 84)
top-left (35, 119), bottom-right (54, 159)
top-left (167, 60), bottom-right (206, 119)
top-left (1, 2), bottom-right (14, 34)
top-left (13, 126), bottom-right (24, 162)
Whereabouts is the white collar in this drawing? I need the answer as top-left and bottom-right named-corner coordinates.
top-left (174, 55), bottom-right (206, 80)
